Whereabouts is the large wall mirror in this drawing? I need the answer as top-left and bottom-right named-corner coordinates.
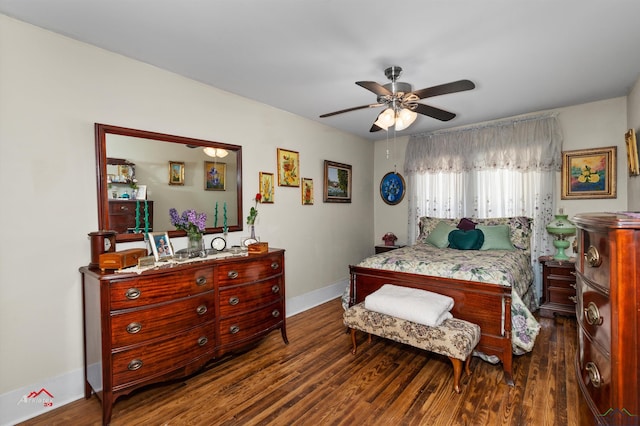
top-left (95, 123), bottom-right (243, 242)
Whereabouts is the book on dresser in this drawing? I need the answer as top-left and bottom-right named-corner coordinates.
top-left (572, 213), bottom-right (639, 425)
top-left (80, 248), bottom-right (287, 426)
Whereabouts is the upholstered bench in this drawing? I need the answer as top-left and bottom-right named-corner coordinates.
top-left (343, 302), bottom-right (481, 393)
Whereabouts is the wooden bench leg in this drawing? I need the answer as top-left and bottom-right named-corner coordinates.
top-left (449, 357), bottom-right (463, 393)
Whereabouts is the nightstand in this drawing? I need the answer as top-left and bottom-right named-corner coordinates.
top-left (375, 244), bottom-right (405, 254)
top-left (538, 256), bottom-right (576, 318)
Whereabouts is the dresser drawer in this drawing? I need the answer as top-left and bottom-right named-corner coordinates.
top-left (577, 327), bottom-right (611, 415)
top-left (110, 267), bottom-right (214, 309)
top-left (580, 230), bottom-right (611, 289)
top-left (547, 287), bottom-right (576, 306)
top-left (577, 276), bottom-right (611, 353)
top-left (111, 293), bottom-right (215, 347)
top-left (218, 278), bottom-right (283, 318)
top-left (112, 323), bottom-right (215, 388)
top-left (217, 253), bottom-right (283, 285)
top-left (218, 301), bottom-right (283, 347)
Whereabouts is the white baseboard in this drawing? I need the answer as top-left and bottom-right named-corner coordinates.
top-left (0, 368), bottom-right (86, 426)
top-left (0, 279), bottom-right (348, 426)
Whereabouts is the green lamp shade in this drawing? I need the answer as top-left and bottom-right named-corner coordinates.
top-left (546, 214), bottom-right (576, 260)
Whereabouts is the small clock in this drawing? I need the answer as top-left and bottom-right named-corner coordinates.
top-left (210, 236), bottom-right (226, 251)
top-left (88, 230), bottom-right (117, 267)
top-left (242, 237), bottom-right (258, 247)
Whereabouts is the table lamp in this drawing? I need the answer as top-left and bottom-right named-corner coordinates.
top-left (546, 209), bottom-right (576, 260)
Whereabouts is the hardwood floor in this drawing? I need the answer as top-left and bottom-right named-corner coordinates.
top-left (20, 299), bottom-right (582, 425)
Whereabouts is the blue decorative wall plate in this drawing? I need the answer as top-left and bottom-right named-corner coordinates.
top-left (380, 172), bottom-right (406, 205)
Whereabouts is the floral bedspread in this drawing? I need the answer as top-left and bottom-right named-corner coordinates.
top-left (351, 244), bottom-right (540, 354)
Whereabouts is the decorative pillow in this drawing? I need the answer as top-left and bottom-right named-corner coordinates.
top-left (418, 217), bottom-right (458, 243)
top-left (476, 224), bottom-right (515, 250)
top-left (448, 229), bottom-right (484, 250)
top-left (457, 218), bottom-right (477, 231)
top-left (425, 221), bottom-right (457, 248)
top-left (474, 217), bottom-right (532, 251)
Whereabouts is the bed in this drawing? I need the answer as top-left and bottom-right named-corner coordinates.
top-left (346, 216), bottom-right (541, 385)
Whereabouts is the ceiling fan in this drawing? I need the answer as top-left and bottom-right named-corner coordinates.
top-left (319, 66), bottom-right (475, 132)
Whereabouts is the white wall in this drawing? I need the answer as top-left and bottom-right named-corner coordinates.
top-left (627, 76), bottom-right (640, 210)
top-left (373, 97), bottom-right (631, 245)
top-left (0, 15), bottom-right (373, 424)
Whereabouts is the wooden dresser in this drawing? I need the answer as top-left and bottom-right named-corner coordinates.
top-left (80, 249), bottom-right (286, 425)
top-left (108, 200), bottom-right (154, 234)
top-left (572, 213), bottom-right (639, 425)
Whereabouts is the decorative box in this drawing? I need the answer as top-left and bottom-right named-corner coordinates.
top-left (99, 248), bottom-right (148, 271)
top-left (247, 242), bottom-right (269, 254)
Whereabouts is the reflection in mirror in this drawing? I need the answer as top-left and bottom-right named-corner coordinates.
top-left (96, 124), bottom-right (243, 242)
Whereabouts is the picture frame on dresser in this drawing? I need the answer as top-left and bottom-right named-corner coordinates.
top-left (561, 146), bottom-right (616, 199)
top-left (150, 231), bottom-right (173, 260)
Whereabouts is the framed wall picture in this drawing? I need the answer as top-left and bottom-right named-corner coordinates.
top-left (204, 161), bottom-right (226, 191)
top-left (259, 172), bottom-right (274, 203)
top-left (301, 178), bottom-right (314, 205)
top-left (169, 161), bottom-right (185, 186)
top-left (625, 129), bottom-right (639, 176)
top-left (380, 172), bottom-right (406, 205)
top-left (149, 231), bottom-right (173, 261)
top-left (561, 146), bottom-right (617, 199)
top-left (277, 148), bottom-right (300, 187)
top-left (323, 160), bottom-right (352, 203)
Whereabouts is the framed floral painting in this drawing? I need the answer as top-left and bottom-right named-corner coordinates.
top-left (301, 178), bottom-right (313, 205)
top-left (277, 148), bottom-right (300, 187)
top-left (204, 162), bottom-right (226, 191)
top-left (259, 172), bottom-right (274, 203)
top-left (561, 146), bottom-right (616, 199)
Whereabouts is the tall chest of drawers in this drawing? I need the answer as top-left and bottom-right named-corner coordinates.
top-left (572, 213), bottom-right (639, 425)
top-left (80, 249), bottom-right (286, 425)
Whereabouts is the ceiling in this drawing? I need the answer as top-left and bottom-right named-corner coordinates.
top-left (2, 0), bottom-right (640, 140)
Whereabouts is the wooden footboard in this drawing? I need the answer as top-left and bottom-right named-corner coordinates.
top-left (349, 265), bottom-right (514, 385)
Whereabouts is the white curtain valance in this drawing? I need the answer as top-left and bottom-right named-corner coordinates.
top-left (404, 113), bottom-right (563, 174)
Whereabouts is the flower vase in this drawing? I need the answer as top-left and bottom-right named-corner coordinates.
top-left (250, 224), bottom-right (256, 240)
top-left (188, 233), bottom-right (204, 256)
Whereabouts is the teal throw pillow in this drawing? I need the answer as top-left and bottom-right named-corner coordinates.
top-left (425, 221), bottom-right (457, 248)
top-left (476, 225), bottom-right (515, 250)
top-left (448, 229), bottom-right (485, 250)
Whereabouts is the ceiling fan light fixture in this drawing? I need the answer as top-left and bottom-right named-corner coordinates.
top-left (374, 108), bottom-right (396, 130)
top-left (394, 108), bottom-right (417, 131)
top-left (203, 147), bottom-right (228, 158)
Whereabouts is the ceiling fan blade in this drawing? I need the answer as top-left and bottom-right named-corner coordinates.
top-left (356, 81), bottom-right (393, 97)
top-left (319, 103), bottom-right (382, 118)
top-left (412, 80), bottom-right (475, 100)
top-left (414, 103), bottom-right (456, 121)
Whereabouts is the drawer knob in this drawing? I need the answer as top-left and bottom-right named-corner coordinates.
top-left (230, 325), bottom-right (240, 334)
top-left (125, 288), bottom-right (141, 300)
top-left (128, 359), bottom-right (143, 371)
top-left (271, 262), bottom-right (279, 270)
top-left (198, 336), bottom-right (208, 346)
top-left (227, 270), bottom-right (239, 279)
top-left (568, 296), bottom-right (577, 304)
top-left (585, 246), bottom-right (602, 268)
top-left (585, 361), bottom-right (602, 388)
top-left (584, 302), bottom-right (603, 326)
top-left (271, 284), bottom-right (280, 294)
top-left (196, 276), bottom-right (207, 286)
top-left (196, 305), bottom-right (208, 315)
top-left (272, 309), bottom-right (280, 318)
top-left (229, 296), bottom-right (239, 306)
top-left (126, 322), bottom-right (142, 334)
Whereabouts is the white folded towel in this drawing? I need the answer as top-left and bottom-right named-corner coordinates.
top-left (364, 284), bottom-right (454, 327)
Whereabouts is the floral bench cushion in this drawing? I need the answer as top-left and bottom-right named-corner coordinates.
top-left (343, 303), bottom-right (480, 361)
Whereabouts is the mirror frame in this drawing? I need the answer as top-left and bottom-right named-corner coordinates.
top-left (95, 123), bottom-right (243, 242)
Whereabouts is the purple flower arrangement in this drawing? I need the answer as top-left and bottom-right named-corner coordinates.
top-left (169, 208), bottom-right (207, 237)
